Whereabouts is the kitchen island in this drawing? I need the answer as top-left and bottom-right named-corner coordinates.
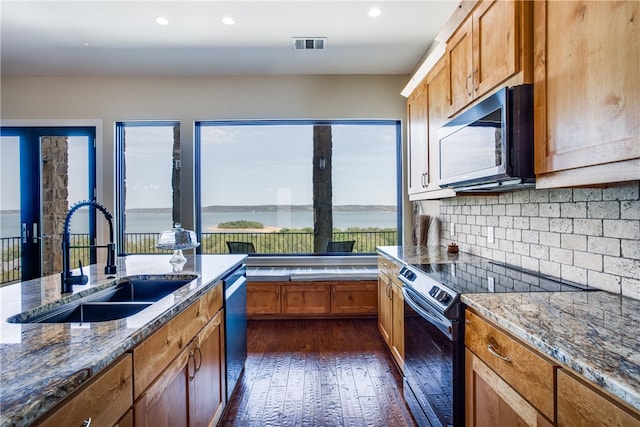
top-left (0, 254), bottom-right (246, 427)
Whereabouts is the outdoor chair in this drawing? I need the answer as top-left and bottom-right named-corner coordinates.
top-left (226, 241), bottom-right (256, 254)
top-left (325, 240), bottom-right (355, 253)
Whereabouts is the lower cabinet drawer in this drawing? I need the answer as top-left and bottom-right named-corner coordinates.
top-left (37, 354), bottom-right (133, 427)
top-left (465, 310), bottom-right (556, 421)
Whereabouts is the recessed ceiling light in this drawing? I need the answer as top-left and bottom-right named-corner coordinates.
top-left (222, 16), bottom-right (235, 25)
top-left (369, 7), bottom-right (382, 17)
top-left (155, 16), bottom-right (169, 26)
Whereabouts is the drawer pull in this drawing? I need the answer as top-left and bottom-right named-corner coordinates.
top-left (82, 418), bottom-right (92, 427)
top-left (487, 344), bottom-right (511, 362)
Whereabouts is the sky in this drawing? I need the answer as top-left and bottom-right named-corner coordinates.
top-left (0, 122), bottom-right (398, 212)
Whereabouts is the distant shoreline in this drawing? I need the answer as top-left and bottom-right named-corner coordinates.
top-left (0, 205), bottom-right (397, 215)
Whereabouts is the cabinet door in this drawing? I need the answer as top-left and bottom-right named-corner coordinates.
top-left (377, 273), bottom-right (392, 345)
top-left (465, 310), bottom-right (555, 421)
top-left (447, 17), bottom-right (474, 114)
top-left (390, 281), bottom-right (404, 370)
top-left (472, 0), bottom-right (518, 96)
top-left (281, 284), bottom-right (330, 314)
top-left (425, 56), bottom-right (456, 196)
top-left (534, 1), bottom-right (640, 186)
top-left (190, 310), bottom-right (226, 427)
top-left (331, 282), bottom-right (377, 314)
top-left (557, 369), bottom-right (640, 427)
top-left (407, 81), bottom-right (429, 195)
top-left (37, 354), bottom-right (133, 427)
top-left (465, 349), bottom-right (553, 427)
top-left (135, 346), bottom-right (192, 427)
top-left (247, 283), bottom-right (281, 315)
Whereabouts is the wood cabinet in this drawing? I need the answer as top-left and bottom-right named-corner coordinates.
top-left (407, 80), bottom-right (429, 196)
top-left (446, 0), bottom-right (532, 116)
top-left (465, 310), bottom-right (555, 424)
top-left (247, 281), bottom-right (377, 318)
top-left (465, 349), bottom-right (553, 427)
top-left (36, 354), bottom-right (133, 427)
top-left (557, 369), bottom-right (640, 427)
top-left (377, 255), bottom-right (404, 371)
top-left (533, 1), bottom-right (640, 188)
top-left (134, 283), bottom-right (226, 427)
top-left (465, 309), bottom-right (640, 427)
top-left (282, 284), bottom-right (331, 314)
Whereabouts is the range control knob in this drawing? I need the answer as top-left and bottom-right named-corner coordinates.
top-left (436, 290), bottom-right (450, 303)
top-left (440, 294), bottom-right (452, 305)
top-left (429, 286), bottom-right (440, 297)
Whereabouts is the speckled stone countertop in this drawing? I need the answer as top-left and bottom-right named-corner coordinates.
top-left (0, 254), bottom-right (246, 427)
top-left (377, 245), bottom-right (487, 265)
top-left (462, 292), bottom-right (640, 411)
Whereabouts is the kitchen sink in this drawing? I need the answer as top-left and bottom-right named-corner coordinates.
top-left (7, 274), bottom-right (199, 324)
top-left (25, 302), bottom-right (153, 323)
top-left (87, 277), bottom-right (196, 303)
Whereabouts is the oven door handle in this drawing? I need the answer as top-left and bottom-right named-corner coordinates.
top-left (402, 286), bottom-right (453, 340)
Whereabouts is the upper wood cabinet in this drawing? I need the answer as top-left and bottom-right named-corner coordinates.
top-left (407, 80), bottom-right (429, 196)
top-left (533, 1), bottom-right (640, 188)
top-left (446, 0), bottom-right (532, 116)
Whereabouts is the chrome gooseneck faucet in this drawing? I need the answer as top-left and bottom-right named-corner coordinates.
top-left (61, 200), bottom-right (117, 293)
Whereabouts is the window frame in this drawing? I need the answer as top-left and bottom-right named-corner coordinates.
top-left (194, 119), bottom-right (403, 256)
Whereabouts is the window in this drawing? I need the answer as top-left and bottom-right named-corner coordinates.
top-left (196, 120), bottom-right (400, 255)
top-left (115, 121), bottom-right (180, 255)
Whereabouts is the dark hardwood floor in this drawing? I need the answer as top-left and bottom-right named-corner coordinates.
top-left (220, 318), bottom-right (417, 427)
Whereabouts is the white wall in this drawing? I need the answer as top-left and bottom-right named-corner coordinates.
top-left (1, 74), bottom-right (409, 232)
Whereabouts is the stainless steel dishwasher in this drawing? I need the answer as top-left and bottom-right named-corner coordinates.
top-left (224, 264), bottom-right (247, 401)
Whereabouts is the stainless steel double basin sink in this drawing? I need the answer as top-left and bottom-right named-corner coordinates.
top-left (7, 275), bottom-right (199, 324)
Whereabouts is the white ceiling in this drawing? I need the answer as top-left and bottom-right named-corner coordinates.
top-left (0, 0), bottom-right (460, 77)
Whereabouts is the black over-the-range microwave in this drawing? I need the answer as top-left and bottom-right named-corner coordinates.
top-left (438, 84), bottom-right (535, 192)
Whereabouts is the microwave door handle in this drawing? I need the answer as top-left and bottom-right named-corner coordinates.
top-left (402, 287), bottom-right (452, 339)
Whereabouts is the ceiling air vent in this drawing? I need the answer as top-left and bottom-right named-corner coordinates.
top-left (292, 37), bottom-right (326, 51)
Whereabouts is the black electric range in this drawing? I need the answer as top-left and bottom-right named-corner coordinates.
top-left (395, 260), bottom-right (591, 427)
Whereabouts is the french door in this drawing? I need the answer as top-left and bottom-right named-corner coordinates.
top-left (0, 127), bottom-right (96, 283)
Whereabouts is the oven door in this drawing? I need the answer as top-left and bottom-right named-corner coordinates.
top-left (403, 285), bottom-right (463, 427)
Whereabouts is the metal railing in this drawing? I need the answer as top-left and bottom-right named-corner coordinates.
top-left (1, 230), bottom-right (398, 284)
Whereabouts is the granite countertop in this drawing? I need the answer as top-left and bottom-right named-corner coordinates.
top-left (0, 254), bottom-right (246, 427)
top-left (377, 245), bottom-right (487, 265)
top-left (462, 291), bottom-right (640, 412)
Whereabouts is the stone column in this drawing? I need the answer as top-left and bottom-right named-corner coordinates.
top-left (41, 136), bottom-right (69, 275)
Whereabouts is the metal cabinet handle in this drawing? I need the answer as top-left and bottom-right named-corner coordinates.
top-left (487, 343), bottom-right (512, 362)
top-left (465, 74), bottom-right (473, 96)
top-left (194, 344), bottom-right (202, 374)
top-left (188, 350), bottom-right (197, 381)
top-left (472, 68), bottom-right (479, 92)
top-left (82, 418), bottom-right (92, 427)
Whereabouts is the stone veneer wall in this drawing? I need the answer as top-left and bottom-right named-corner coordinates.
top-left (41, 136), bottom-right (68, 276)
top-left (438, 181), bottom-right (640, 299)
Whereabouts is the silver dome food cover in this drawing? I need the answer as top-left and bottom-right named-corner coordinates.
top-left (156, 223), bottom-right (200, 250)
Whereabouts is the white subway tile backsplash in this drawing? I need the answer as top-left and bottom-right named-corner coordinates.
top-left (436, 181), bottom-right (640, 296)
top-left (561, 202), bottom-right (587, 218)
top-left (588, 201), bottom-right (620, 219)
top-left (621, 201), bottom-right (640, 219)
top-left (573, 219), bottom-right (603, 236)
top-left (561, 234), bottom-right (588, 251)
top-left (604, 219), bottom-right (640, 239)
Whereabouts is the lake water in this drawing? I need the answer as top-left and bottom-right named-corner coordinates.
top-left (1, 210), bottom-right (398, 238)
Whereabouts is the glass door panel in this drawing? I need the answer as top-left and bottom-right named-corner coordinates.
top-left (0, 127), bottom-right (95, 285)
